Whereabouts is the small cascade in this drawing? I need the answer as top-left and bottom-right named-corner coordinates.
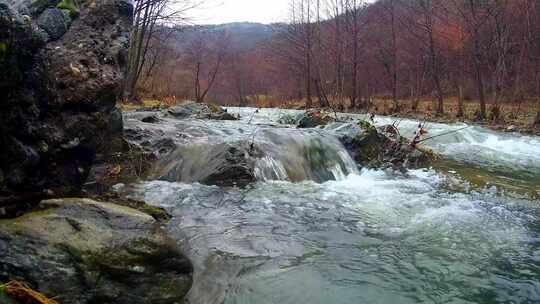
top-left (252, 128), bottom-right (359, 182)
top-left (149, 123), bottom-right (358, 185)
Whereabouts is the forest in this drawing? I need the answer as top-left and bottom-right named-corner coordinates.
top-left (127, 0), bottom-right (540, 126)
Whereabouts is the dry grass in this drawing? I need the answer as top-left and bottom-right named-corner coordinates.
top-left (369, 97), bottom-right (538, 124)
top-left (119, 99), bottom-right (164, 111)
top-left (119, 97), bottom-right (193, 111)
top-left (364, 98), bottom-right (539, 135)
top-left (0, 281), bottom-right (59, 304)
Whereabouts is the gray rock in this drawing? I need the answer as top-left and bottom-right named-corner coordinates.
top-left (155, 142), bottom-right (258, 187)
top-left (167, 103), bottom-right (205, 118)
top-left (37, 8), bottom-right (70, 40)
top-left (296, 111), bottom-right (333, 128)
top-left (166, 102), bottom-right (238, 120)
top-left (206, 112), bottom-right (238, 121)
top-left (0, 198), bottom-right (193, 304)
top-left (10, 0), bottom-right (62, 16)
top-left (0, 0), bottom-right (132, 202)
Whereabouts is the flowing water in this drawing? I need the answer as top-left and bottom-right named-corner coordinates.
top-left (122, 107), bottom-right (540, 304)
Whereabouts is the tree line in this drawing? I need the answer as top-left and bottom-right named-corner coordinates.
top-left (127, 0), bottom-right (540, 125)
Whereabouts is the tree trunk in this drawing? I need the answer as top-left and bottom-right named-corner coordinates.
top-left (473, 56), bottom-right (487, 119)
top-left (468, 0), bottom-right (486, 120)
top-left (194, 62), bottom-right (201, 102)
top-left (425, 5), bottom-right (443, 115)
top-left (390, 0), bottom-right (398, 112)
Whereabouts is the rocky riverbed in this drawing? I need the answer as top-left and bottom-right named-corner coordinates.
top-left (114, 105), bottom-right (540, 304)
top-left (0, 94), bottom-right (434, 304)
top-left (1, 99), bottom-right (540, 303)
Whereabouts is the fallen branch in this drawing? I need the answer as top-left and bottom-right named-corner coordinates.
top-left (247, 108), bottom-right (260, 125)
top-left (417, 126), bottom-right (472, 143)
top-left (1, 281), bottom-right (59, 304)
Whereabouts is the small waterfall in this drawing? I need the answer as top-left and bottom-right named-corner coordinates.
top-left (150, 126), bottom-right (358, 185)
top-left (252, 128), bottom-right (359, 182)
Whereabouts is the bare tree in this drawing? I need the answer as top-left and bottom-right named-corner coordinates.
top-left (124, 0), bottom-right (202, 102)
top-left (279, 0), bottom-right (317, 108)
top-left (372, 0), bottom-right (400, 112)
top-left (450, 0), bottom-right (492, 119)
top-left (185, 29), bottom-right (230, 103)
top-left (344, 0), bottom-right (365, 109)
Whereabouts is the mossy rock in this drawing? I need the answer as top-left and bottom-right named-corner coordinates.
top-left (138, 203), bottom-right (171, 221)
top-left (0, 198), bottom-right (192, 304)
top-left (358, 119), bottom-right (377, 135)
top-left (209, 104), bottom-right (222, 113)
top-left (56, 0), bottom-right (79, 18)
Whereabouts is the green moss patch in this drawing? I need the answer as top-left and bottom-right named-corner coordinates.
top-left (56, 0), bottom-right (79, 18)
top-left (138, 204), bottom-right (171, 221)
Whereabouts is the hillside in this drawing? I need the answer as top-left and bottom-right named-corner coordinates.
top-left (171, 22), bottom-right (277, 51)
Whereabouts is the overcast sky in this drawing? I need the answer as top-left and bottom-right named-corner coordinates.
top-left (192, 0), bottom-right (290, 25)
top-left (191, 0), bottom-right (377, 25)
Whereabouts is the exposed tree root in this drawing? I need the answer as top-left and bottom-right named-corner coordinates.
top-left (0, 281), bottom-right (59, 304)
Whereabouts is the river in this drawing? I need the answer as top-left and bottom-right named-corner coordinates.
top-left (121, 107), bottom-right (540, 304)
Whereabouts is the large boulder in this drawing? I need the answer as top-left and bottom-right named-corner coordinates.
top-left (0, 198), bottom-right (193, 304)
top-left (0, 0), bottom-right (132, 208)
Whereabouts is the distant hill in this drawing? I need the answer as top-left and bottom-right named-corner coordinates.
top-left (170, 22), bottom-right (278, 51)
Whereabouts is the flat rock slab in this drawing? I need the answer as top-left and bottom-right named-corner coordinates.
top-left (0, 198), bottom-right (193, 304)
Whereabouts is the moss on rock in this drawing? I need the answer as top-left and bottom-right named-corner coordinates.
top-left (0, 198), bottom-right (192, 304)
top-left (56, 0), bottom-right (79, 18)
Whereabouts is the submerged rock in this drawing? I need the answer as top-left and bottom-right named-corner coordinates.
top-left (0, 0), bottom-right (132, 205)
top-left (0, 198), bottom-right (193, 304)
top-left (140, 114), bottom-right (160, 123)
top-left (153, 141), bottom-right (259, 188)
